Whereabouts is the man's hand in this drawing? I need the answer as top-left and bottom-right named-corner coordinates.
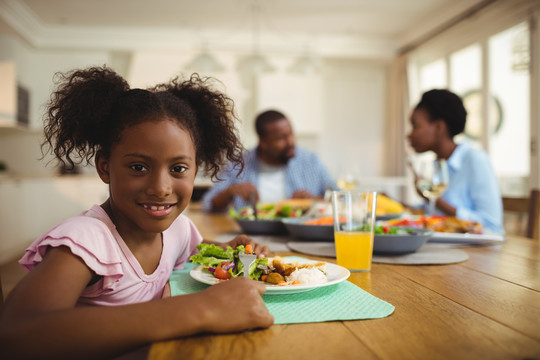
top-left (228, 183), bottom-right (259, 202)
top-left (291, 189), bottom-right (314, 199)
top-left (211, 182), bottom-right (258, 211)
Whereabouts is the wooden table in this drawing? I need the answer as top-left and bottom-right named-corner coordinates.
top-left (149, 207), bottom-right (540, 360)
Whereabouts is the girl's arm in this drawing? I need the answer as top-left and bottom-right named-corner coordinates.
top-left (0, 246), bottom-right (273, 360)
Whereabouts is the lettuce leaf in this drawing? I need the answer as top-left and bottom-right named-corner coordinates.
top-left (197, 243), bottom-right (239, 259)
top-left (188, 254), bottom-right (226, 268)
top-left (190, 243), bottom-right (268, 280)
top-left (190, 243), bottom-right (240, 268)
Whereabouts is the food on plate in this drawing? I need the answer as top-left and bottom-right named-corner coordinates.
top-left (303, 201), bottom-right (333, 218)
top-left (387, 215), bottom-right (483, 234)
top-left (275, 198), bottom-right (314, 212)
top-left (268, 257), bottom-right (327, 285)
top-left (429, 216), bottom-right (483, 233)
top-left (304, 216), bottom-right (334, 225)
top-left (374, 226), bottom-right (417, 235)
top-left (286, 267), bottom-right (327, 285)
top-left (190, 244), bottom-right (327, 285)
top-left (301, 195), bottom-right (403, 223)
top-left (229, 203), bottom-right (303, 220)
top-left (264, 272), bottom-right (285, 284)
top-left (375, 194), bottom-right (404, 215)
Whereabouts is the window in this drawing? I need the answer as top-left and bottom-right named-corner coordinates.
top-left (419, 59), bottom-right (446, 91)
top-left (450, 44), bottom-right (482, 146)
top-left (488, 22), bottom-right (530, 179)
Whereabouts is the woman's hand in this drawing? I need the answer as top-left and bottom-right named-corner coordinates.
top-left (198, 277), bottom-right (274, 333)
top-left (222, 234), bottom-right (270, 258)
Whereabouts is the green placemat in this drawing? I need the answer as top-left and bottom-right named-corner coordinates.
top-left (171, 261), bottom-right (394, 325)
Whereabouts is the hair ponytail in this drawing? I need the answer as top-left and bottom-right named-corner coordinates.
top-left (42, 66), bottom-right (129, 168)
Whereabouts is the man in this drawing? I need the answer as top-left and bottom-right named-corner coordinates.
top-left (202, 110), bottom-right (336, 212)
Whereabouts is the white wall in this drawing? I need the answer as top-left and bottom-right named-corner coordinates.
top-left (320, 59), bottom-right (387, 179)
top-left (0, 176), bottom-right (108, 265)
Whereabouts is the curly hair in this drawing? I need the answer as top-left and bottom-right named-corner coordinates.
top-left (414, 89), bottom-right (467, 137)
top-left (41, 66), bottom-right (244, 180)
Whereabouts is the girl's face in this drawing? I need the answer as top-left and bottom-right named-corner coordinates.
top-left (407, 108), bottom-right (438, 154)
top-left (97, 118), bottom-right (197, 238)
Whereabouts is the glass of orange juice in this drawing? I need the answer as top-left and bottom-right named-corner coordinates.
top-left (331, 191), bottom-right (377, 271)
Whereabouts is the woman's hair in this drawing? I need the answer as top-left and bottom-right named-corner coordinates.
top-left (415, 89), bottom-right (467, 137)
top-left (42, 66), bottom-right (244, 179)
top-left (255, 109), bottom-right (287, 138)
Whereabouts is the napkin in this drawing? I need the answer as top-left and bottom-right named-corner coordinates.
top-left (169, 259), bottom-right (395, 325)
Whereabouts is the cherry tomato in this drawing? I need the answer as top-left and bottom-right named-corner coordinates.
top-left (214, 266), bottom-right (231, 280)
top-left (383, 226), bottom-right (390, 233)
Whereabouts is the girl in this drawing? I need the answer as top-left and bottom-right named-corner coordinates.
top-left (0, 67), bottom-right (273, 359)
top-left (407, 89), bottom-right (503, 233)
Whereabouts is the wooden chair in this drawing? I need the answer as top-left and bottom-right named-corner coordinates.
top-left (502, 189), bottom-right (540, 240)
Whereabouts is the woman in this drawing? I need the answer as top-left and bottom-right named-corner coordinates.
top-left (407, 89), bottom-right (503, 234)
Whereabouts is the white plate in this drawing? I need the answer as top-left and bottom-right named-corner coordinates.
top-left (428, 232), bottom-right (506, 245)
top-left (189, 258), bottom-right (350, 295)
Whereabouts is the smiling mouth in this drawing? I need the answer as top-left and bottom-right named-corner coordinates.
top-left (142, 204), bottom-right (174, 211)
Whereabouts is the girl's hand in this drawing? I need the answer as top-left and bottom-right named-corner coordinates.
top-left (199, 277), bottom-right (273, 332)
top-left (223, 234), bottom-right (270, 257)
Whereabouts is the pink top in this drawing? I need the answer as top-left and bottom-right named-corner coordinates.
top-left (19, 205), bottom-right (203, 306)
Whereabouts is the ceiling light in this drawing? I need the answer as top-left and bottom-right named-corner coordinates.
top-left (288, 54), bottom-right (322, 75)
top-left (185, 50), bottom-right (225, 73)
top-left (241, 53), bottom-right (275, 74)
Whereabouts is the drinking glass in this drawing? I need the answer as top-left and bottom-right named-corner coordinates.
top-left (331, 191), bottom-right (377, 271)
top-left (414, 158), bottom-right (449, 215)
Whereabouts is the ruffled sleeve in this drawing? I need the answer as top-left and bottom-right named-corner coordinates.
top-left (19, 216), bottom-right (124, 291)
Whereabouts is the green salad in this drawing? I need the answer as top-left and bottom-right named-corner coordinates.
top-left (229, 203), bottom-right (302, 220)
top-left (351, 225), bottom-right (416, 234)
top-left (374, 225), bottom-right (416, 235)
top-left (190, 243), bottom-right (268, 280)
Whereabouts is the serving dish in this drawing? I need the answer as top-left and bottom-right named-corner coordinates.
top-left (376, 213), bottom-right (403, 221)
top-left (190, 257), bottom-right (350, 295)
top-left (287, 227), bottom-right (432, 257)
top-left (235, 218), bottom-right (288, 235)
top-left (373, 228), bottom-right (432, 254)
top-left (428, 232), bottom-right (506, 245)
top-left (282, 214), bottom-right (404, 242)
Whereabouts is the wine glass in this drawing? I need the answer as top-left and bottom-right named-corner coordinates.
top-left (336, 167), bottom-right (358, 191)
top-left (414, 158), bottom-right (449, 215)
